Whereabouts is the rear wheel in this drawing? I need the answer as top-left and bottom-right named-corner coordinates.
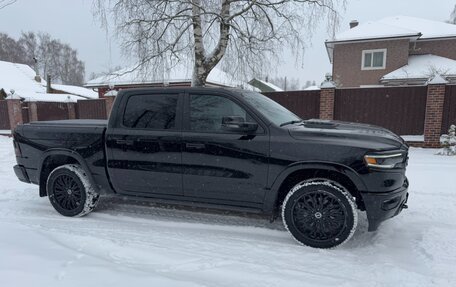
top-left (282, 180), bottom-right (357, 248)
top-left (46, 164), bottom-right (100, 217)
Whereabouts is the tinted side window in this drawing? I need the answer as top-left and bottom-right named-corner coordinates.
top-left (190, 94), bottom-right (253, 132)
top-left (123, 94), bottom-right (178, 129)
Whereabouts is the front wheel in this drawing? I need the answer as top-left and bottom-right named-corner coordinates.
top-left (46, 164), bottom-right (100, 217)
top-left (282, 180), bottom-right (358, 248)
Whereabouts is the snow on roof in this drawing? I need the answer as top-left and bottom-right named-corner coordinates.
top-left (85, 62), bottom-right (258, 91)
top-left (0, 60), bottom-right (94, 102)
top-left (303, 85), bottom-right (320, 91)
top-left (0, 60), bottom-right (46, 98)
top-left (5, 92), bottom-right (85, 103)
top-left (14, 93), bottom-right (86, 103)
top-left (381, 54), bottom-right (456, 81)
top-left (427, 74), bottom-right (449, 85)
top-left (253, 79), bottom-right (284, 92)
top-left (333, 19), bottom-right (418, 42)
top-left (50, 84), bottom-right (98, 99)
top-left (320, 81), bottom-right (336, 89)
top-left (104, 90), bottom-right (118, 97)
top-left (331, 16), bottom-right (456, 43)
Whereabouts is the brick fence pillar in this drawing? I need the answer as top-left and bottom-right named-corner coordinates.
top-left (104, 94), bottom-right (116, 119)
top-left (424, 75), bottom-right (447, 148)
top-left (67, 103), bottom-right (76, 119)
top-left (6, 98), bottom-right (23, 131)
top-left (28, 102), bottom-right (38, 122)
top-left (319, 81), bottom-right (336, 120)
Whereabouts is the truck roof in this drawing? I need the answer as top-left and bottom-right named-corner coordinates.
top-left (116, 86), bottom-right (248, 96)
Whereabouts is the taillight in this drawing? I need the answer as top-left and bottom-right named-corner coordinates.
top-left (13, 140), bottom-right (21, 157)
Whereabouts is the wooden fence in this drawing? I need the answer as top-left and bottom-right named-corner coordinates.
top-left (35, 102), bottom-right (70, 121)
top-left (13, 99), bottom-right (109, 125)
top-left (0, 101), bottom-right (10, 130)
top-left (1, 85), bottom-right (455, 147)
top-left (443, 85), bottom-right (456, 133)
top-left (263, 90), bottom-right (320, 120)
top-left (76, 99), bottom-right (107, 119)
top-left (334, 86), bottom-right (428, 135)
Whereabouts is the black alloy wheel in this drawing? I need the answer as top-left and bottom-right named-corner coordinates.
top-left (47, 164), bottom-right (100, 217)
top-left (52, 173), bottom-right (83, 211)
top-left (282, 181), bottom-right (358, 249)
top-left (291, 190), bottom-right (347, 241)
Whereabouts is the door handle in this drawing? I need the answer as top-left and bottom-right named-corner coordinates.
top-left (186, 143), bottom-right (205, 149)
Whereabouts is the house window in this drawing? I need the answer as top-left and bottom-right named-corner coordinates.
top-left (362, 49), bottom-right (387, 70)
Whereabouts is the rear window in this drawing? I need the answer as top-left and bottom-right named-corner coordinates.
top-left (123, 94), bottom-right (178, 130)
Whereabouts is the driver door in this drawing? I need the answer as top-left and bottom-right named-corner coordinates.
top-left (182, 92), bottom-right (269, 204)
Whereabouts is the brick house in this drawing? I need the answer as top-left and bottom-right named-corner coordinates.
top-left (325, 16), bottom-right (456, 87)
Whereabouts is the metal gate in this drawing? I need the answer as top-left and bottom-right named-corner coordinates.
top-left (0, 101), bottom-right (10, 130)
top-left (334, 86), bottom-right (428, 135)
top-left (76, 99), bottom-right (107, 119)
top-left (442, 85), bottom-right (456, 133)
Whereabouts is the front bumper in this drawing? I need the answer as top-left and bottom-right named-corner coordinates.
top-left (361, 179), bottom-right (409, 231)
top-left (14, 165), bottom-right (31, 184)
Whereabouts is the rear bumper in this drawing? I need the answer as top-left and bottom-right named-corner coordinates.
top-left (14, 165), bottom-right (31, 184)
top-left (361, 179), bottom-right (409, 231)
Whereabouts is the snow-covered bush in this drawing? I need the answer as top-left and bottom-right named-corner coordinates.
top-left (438, 124), bottom-right (456, 156)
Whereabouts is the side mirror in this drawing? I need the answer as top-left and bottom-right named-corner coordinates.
top-left (222, 116), bottom-right (258, 133)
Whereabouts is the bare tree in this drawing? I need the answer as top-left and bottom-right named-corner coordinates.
top-left (0, 33), bottom-right (27, 63)
top-left (95, 0), bottom-right (344, 86)
top-left (0, 0), bottom-right (16, 9)
top-left (269, 76), bottom-right (300, 91)
top-left (0, 31), bottom-right (86, 85)
top-left (450, 4), bottom-right (456, 24)
top-left (89, 65), bottom-right (123, 80)
top-left (17, 32), bottom-right (38, 67)
top-left (19, 32), bottom-right (86, 85)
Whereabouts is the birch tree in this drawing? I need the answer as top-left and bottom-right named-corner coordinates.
top-left (0, 0), bottom-right (16, 9)
top-left (450, 4), bottom-right (456, 24)
top-left (95, 0), bottom-right (344, 86)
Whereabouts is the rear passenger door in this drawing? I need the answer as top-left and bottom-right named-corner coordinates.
top-left (106, 92), bottom-right (183, 197)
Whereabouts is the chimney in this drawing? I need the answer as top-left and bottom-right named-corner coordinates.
top-left (46, 74), bottom-right (52, 94)
top-left (349, 20), bottom-right (359, 29)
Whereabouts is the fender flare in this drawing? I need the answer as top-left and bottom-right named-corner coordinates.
top-left (38, 148), bottom-right (96, 196)
top-left (263, 161), bottom-right (367, 213)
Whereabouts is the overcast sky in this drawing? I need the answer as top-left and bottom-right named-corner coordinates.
top-left (0, 0), bottom-right (454, 86)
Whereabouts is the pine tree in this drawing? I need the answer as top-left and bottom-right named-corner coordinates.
top-left (438, 125), bottom-right (456, 156)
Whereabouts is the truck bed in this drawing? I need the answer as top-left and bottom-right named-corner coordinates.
top-left (14, 119), bottom-right (108, 189)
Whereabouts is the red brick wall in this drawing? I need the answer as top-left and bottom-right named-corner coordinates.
top-left (319, 88), bottom-right (335, 120)
top-left (424, 84), bottom-right (446, 147)
top-left (410, 39), bottom-right (456, 60)
top-left (105, 97), bottom-right (115, 118)
top-left (333, 39), bottom-right (410, 87)
top-left (6, 99), bottom-right (23, 131)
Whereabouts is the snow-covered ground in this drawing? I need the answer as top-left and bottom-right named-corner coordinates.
top-left (0, 136), bottom-right (455, 287)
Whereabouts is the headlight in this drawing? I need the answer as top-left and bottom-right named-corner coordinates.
top-left (364, 153), bottom-right (404, 169)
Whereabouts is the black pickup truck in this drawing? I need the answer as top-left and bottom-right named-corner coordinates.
top-left (13, 87), bottom-right (409, 248)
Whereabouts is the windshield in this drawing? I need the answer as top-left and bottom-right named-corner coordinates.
top-left (241, 91), bottom-right (301, 126)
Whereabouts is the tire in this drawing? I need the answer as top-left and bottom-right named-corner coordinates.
top-left (46, 164), bottom-right (100, 217)
top-left (282, 180), bottom-right (358, 249)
